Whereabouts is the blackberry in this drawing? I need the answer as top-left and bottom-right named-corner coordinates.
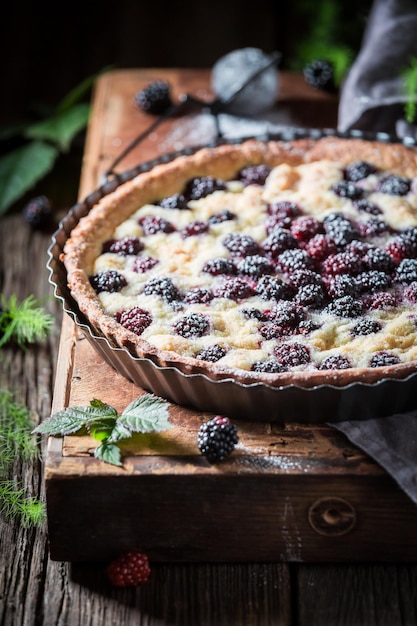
top-left (362, 248), bottom-right (395, 273)
top-left (241, 307), bottom-right (268, 322)
top-left (237, 254), bottom-right (274, 278)
top-left (322, 251), bottom-right (363, 276)
top-left (295, 284), bottom-right (326, 308)
top-left (214, 277), bottom-right (254, 300)
top-left (290, 215), bottom-right (322, 243)
top-left (208, 209), bottom-right (236, 224)
top-left (185, 176), bottom-right (227, 200)
top-left (386, 237), bottom-right (413, 264)
top-left (262, 228), bottom-right (298, 258)
top-left (358, 270), bottom-right (389, 295)
top-left (251, 359), bottom-right (287, 373)
top-left (196, 344), bottom-right (227, 362)
top-left (357, 218), bottom-right (390, 238)
top-left (143, 276), bottom-right (180, 302)
top-left (404, 281), bottom-right (417, 303)
top-left (117, 307), bottom-right (152, 335)
top-left (268, 200), bottom-right (302, 220)
top-left (328, 274), bottom-right (361, 299)
top-left (277, 248), bottom-right (313, 273)
top-left (377, 175), bottom-right (411, 196)
top-left (287, 269), bottom-right (324, 289)
top-left (274, 342), bottom-right (311, 367)
top-left (346, 240), bottom-right (373, 256)
top-left (222, 233), bottom-right (260, 257)
top-left (369, 351), bottom-right (401, 367)
top-left (255, 275), bottom-right (294, 301)
top-left (365, 291), bottom-right (397, 311)
top-left (323, 213), bottom-right (359, 247)
top-left (139, 215), bottom-right (175, 235)
top-left (395, 258), bottom-right (417, 283)
top-left (103, 236), bottom-right (144, 256)
top-left (318, 354), bottom-right (352, 370)
top-left (22, 195), bottom-right (52, 230)
top-left (89, 270), bottom-right (127, 293)
top-left (184, 287), bottom-right (213, 304)
top-left (173, 312), bottom-right (210, 338)
top-left (344, 161), bottom-right (377, 182)
top-left (181, 220), bottom-right (209, 238)
top-left (202, 258), bottom-right (237, 276)
top-left (402, 226), bottom-right (417, 250)
top-left (303, 59), bottom-right (335, 92)
top-left (238, 164), bottom-right (271, 186)
top-left (259, 323), bottom-right (289, 340)
top-left (107, 551), bottom-right (151, 587)
top-left (268, 301), bottom-right (305, 328)
top-left (351, 319), bottom-right (382, 336)
top-left (298, 320), bottom-right (321, 335)
top-left (158, 193), bottom-right (188, 210)
top-left (197, 415), bottom-right (239, 463)
top-left (135, 80), bottom-right (173, 114)
top-left (132, 255), bottom-right (159, 273)
top-left (305, 234), bottom-right (338, 262)
top-left (324, 295), bottom-right (362, 318)
top-left (353, 199), bottom-right (382, 216)
top-left (331, 181), bottom-right (365, 201)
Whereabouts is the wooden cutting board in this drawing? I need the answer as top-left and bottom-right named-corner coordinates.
top-left (46, 69), bottom-right (417, 563)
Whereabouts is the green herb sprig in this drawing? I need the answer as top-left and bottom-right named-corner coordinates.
top-left (0, 293), bottom-right (54, 349)
top-left (33, 394), bottom-right (172, 467)
top-left (402, 57), bottom-right (417, 124)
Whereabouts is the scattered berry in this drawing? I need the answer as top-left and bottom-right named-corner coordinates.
top-left (132, 255), bottom-right (159, 273)
top-left (103, 236), bottom-right (144, 256)
top-left (290, 215), bottom-right (322, 243)
top-left (214, 277), bottom-right (254, 300)
top-left (195, 344), bottom-right (227, 362)
top-left (181, 220), bottom-right (209, 238)
top-left (251, 359), bottom-right (287, 373)
top-left (22, 195), bottom-right (52, 230)
top-left (241, 307), bottom-right (268, 322)
top-left (255, 275), bottom-right (294, 301)
top-left (143, 276), bottom-right (180, 302)
top-left (357, 218), bottom-right (390, 238)
top-left (276, 248), bottom-right (313, 273)
top-left (222, 233), bottom-right (260, 256)
top-left (344, 161), bottom-right (377, 182)
top-left (322, 251), bottom-right (363, 276)
top-left (106, 551), bottom-right (151, 587)
top-left (184, 287), bottom-right (213, 304)
top-left (139, 215), bottom-right (175, 235)
top-left (331, 181), bottom-right (365, 201)
top-left (327, 274), bottom-right (360, 299)
top-left (403, 282), bottom-right (417, 303)
top-left (268, 200), bottom-right (302, 220)
top-left (238, 164), bottom-right (271, 186)
top-left (351, 318), bottom-right (382, 336)
top-left (274, 342), bottom-right (311, 367)
top-left (369, 351), bottom-right (401, 367)
top-left (202, 258), bottom-right (236, 276)
top-left (268, 300), bottom-right (306, 328)
top-left (185, 176), bottom-right (227, 200)
top-left (173, 312), bottom-right (210, 338)
top-left (208, 209), bottom-right (236, 224)
top-left (303, 59), bottom-right (335, 92)
top-left (365, 291), bottom-right (397, 310)
top-left (197, 415), bottom-right (239, 463)
top-left (353, 199), bottom-right (382, 215)
top-left (237, 254), bottom-right (274, 278)
top-left (117, 307), bottom-right (152, 335)
top-left (135, 80), bottom-right (173, 114)
top-left (295, 283), bottom-right (327, 308)
top-left (395, 258), bottom-right (417, 283)
top-left (305, 233), bottom-right (337, 262)
top-left (158, 193), bottom-right (188, 210)
top-left (262, 228), bottom-right (298, 258)
top-left (385, 237), bottom-right (413, 263)
top-left (318, 354), bottom-right (352, 370)
top-left (90, 270), bottom-right (127, 293)
top-left (325, 295), bottom-right (363, 318)
top-left (323, 213), bottom-right (359, 247)
top-left (362, 248), bottom-right (395, 273)
top-left (377, 175), bottom-right (411, 196)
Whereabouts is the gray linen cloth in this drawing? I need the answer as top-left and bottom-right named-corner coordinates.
top-left (334, 0), bottom-right (417, 505)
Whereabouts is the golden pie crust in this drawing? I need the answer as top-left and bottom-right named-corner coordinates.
top-left (63, 136), bottom-right (417, 388)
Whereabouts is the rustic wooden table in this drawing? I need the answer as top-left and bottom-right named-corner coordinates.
top-left (2, 68), bottom-right (417, 626)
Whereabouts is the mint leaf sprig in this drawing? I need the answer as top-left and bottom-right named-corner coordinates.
top-left (33, 394), bottom-right (172, 467)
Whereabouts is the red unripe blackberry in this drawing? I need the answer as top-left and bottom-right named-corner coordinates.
top-left (106, 551), bottom-right (151, 587)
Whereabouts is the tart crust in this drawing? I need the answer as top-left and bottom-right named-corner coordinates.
top-left (63, 136), bottom-right (417, 389)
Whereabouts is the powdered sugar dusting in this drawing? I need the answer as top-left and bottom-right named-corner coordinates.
top-left (234, 442), bottom-right (309, 473)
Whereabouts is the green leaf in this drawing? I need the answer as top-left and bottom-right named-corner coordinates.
top-left (89, 419), bottom-right (117, 441)
top-left (33, 401), bottom-right (119, 436)
top-left (107, 421), bottom-right (133, 443)
top-left (94, 442), bottom-right (122, 467)
top-left (0, 140), bottom-right (58, 214)
top-left (118, 394), bottom-right (171, 434)
top-left (24, 103), bottom-right (90, 152)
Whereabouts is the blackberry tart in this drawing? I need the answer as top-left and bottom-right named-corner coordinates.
top-left (63, 137), bottom-right (417, 391)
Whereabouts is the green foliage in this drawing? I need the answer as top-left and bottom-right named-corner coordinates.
top-left (0, 294), bottom-right (54, 349)
top-left (0, 390), bottom-right (45, 527)
top-left (402, 57), bottom-right (417, 124)
top-left (34, 394), bottom-right (172, 467)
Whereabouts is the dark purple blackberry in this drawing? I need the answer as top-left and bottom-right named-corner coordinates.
top-left (276, 248), bottom-right (313, 273)
top-left (365, 292), bottom-right (397, 311)
top-left (241, 307), bottom-right (268, 321)
top-left (346, 240), bottom-right (374, 256)
top-left (255, 275), bottom-right (295, 301)
top-left (184, 287), bottom-right (213, 304)
top-left (369, 351), bottom-right (401, 367)
top-left (103, 236), bottom-right (144, 256)
top-left (262, 228), bottom-right (298, 259)
top-left (402, 226), bottom-right (417, 249)
top-left (143, 276), bottom-right (180, 302)
top-left (197, 415), bottom-right (239, 464)
top-left (222, 233), bottom-right (260, 257)
top-left (298, 320), bottom-right (321, 335)
top-left (305, 234), bottom-right (338, 262)
top-left (259, 323), bottom-right (289, 339)
top-left (287, 269), bottom-right (324, 289)
top-left (351, 319), bottom-right (382, 336)
top-left (89, 270), bottom-right (127, 293)
top-left (158, 193), bottom-right (188, 210)
top-left (327, 274), bottom-right (361, 299)
top-left (353, 199), bottom-right (382, 215)
top-left (362, 248), bottom-right (395, 273)
top-left (135, 80), bottom-right (173, 114)
top-left (251, 359), bottom-right (288, 373)
top-left (395, 258), bottom-right (417, 283)
top-left (344, 161), bottom-right (377, 182)
top-left (403, 282), bottom-right (417, 303)
top-left (214, 277), bottom-right (254, 301)
top-left (181, 220), bottom-right (209, 238)
top-left (274, 342), bottom-right (311, 367)
top-left (303, 59), bottom-right (335, 92)
top-left (237, 255), bottom-right (274, 278)
top-left (323, 213), bottom-right (359, 247)
top-left (268, 200), bottom-right (302, 220)
top-left (202, 258), bottom-right (237, 276)
top-left (377, 175), bottom-right (411, 196)
top-left (295, 284), bottom-right (326, 308)
top-left (238, 164), bottom-right (271, 186)
top-left (385, 237), bottom-right (413, 264)
top-left (324, 295), bottom-right (363, 318)
top-left (22, 195), bottom-right (52, 230)
top-left (331, 181), bottom-right (365, 201)
top-left (208, 209), bottom-right (236, 224)
top-left (132, 255), bottom-right (159, 273)
top-left (357, 218), bottom-right (390, 238)
top-left (318, 354), bottom-right (352, 370)
top-left (195, 344), bottom-right (227, 362)
top-left (185, 176), bottom-right (227, 200)
top-left (322, 251), bottom-right (363, 276)
top-left (139, 215), bottom-right (175, 235)
top-left (173, 312), bottom-right (210, 338)
top-left (117, 307), bottom-right (152, 335)
top-left (290, 215), bottom-right (322, 243)
top-left (268, 301), bottom-right (306, 328)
